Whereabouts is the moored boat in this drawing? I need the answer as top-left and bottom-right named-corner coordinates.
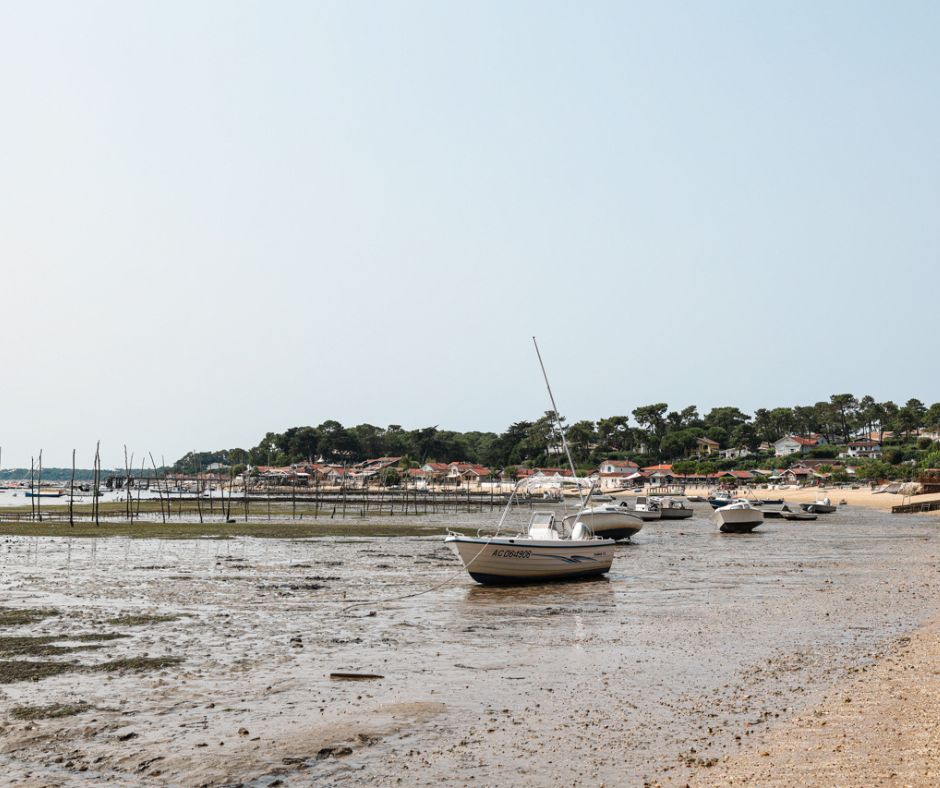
top-left (800, 496), bottom-right (836, 514)
top-left (651, 496), bottom-right (694, 520)
top-left (781, 505), bottom-right (817, 521)
top-left (630, 496), bottom-right (662, 521)
top-left (446, 509), bottom-right (616, 584)
top-left (711, 499), bottom-right (763, 533)
top-left (445, 337), bottom-right (617, 585)
top-left (25, 489), bottom-right (64, 498)
top-left (561, 501), bottom-right (644, 541)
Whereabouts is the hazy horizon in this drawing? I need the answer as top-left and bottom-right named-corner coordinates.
top-left (2, 1), bottom-right (938, 469)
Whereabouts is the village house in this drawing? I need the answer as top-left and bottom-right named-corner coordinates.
top-left (713, 470), bottom-right (754, 485)
top-left (642, 464), bottom-right (676, 487)
top-left (598, 459), bottom-right (639, 475)
top-left (840, 441), bottom-right (883, 459)
top-left (773, 434), bottom-right (825, 457)
top-left (446, 462), bottom-right (494, 486)
top-left (718, 446), bottom-right (752, 461)
top-left (695, 436), bottom-right (720, 456)
top-left (420, 462), bottom-right (450, 481)
top-left (596, 459), bottom-right (641, 491)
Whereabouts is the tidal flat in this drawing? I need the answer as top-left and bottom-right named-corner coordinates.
top-left (0, 503), bottom-right (938, 785)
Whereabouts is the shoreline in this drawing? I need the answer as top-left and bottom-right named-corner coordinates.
top-left (691, 614), bottom-right (940, 786)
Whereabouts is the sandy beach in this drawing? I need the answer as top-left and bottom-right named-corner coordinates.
top-left (692, 614), bottom-right (940, 786)
top-left (666, 484), bottom-right (940, 514)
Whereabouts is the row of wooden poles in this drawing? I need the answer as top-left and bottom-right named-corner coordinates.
top-left (12, 447), bottom-right (532, 525)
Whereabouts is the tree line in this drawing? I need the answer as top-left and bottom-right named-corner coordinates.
top-left (173, 394), bottom-right (940, 476)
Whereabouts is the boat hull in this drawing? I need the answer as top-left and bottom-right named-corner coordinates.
top-left (712, 508), bottom-right (763, 533)
top-left (801, 503), bottom-right (836, 514)
top-left (561, 511), bottom-right (644, 541)
top-left (445, 536), bottom-right (616, 584)
top-left (657, 507), bottom-right (693, 520)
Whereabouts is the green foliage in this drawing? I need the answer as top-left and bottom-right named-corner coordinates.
top-left (171, 391), bottom-right (938, 473)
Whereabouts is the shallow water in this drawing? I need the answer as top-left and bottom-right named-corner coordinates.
top-left (0, 503), bottom-right (938, 785)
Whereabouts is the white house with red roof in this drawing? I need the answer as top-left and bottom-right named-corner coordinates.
top-left (774, 434), bottom-right (824, 457)
top-left (598, 459), bottom-right (639, 474)
top-left (596, 459), bottom-right (640, 490)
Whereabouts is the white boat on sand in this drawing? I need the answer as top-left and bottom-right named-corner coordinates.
top-left (630, 496), bottom-right (662, 521)
top-left (445, 337), bottom-right (618, 585)
top-left (651, 496), bottom-right (694, 520)
top-left (712, 499), bottom-right (763, 533)
top-left (561, 501), bottom-right (644, 541)
top-left (800, 496), bottom-right (836, 514)
top-left (446, 509), bottom-right (616, 584)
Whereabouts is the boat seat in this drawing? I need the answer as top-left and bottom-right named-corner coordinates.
top-left (528, 526), bottom-right (560, 540)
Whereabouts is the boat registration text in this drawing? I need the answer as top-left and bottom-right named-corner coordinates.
top-left (491, 549), bottom-right (532, 559)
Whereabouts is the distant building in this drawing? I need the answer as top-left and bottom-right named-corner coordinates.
top-left (598, 459), bottom-right (639, 474)
top-left (840, 441), bottom-right (883, 459)
top-left (597, 459), bottom-right (640, 491)
top-left (695, 436), bottom-right (720, 456)
top-left (718, 446), bottom-right (752, 460)
top-left (773, 434), bottom-right (823, 457)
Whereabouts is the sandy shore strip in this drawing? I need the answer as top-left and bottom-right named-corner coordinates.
top-left (644, 485), bottom-right (940, 514)
top-left (691, 615), bottom-right (940, 787)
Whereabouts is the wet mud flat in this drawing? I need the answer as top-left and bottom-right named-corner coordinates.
top-left (0, 505), bottom-right (938, 786)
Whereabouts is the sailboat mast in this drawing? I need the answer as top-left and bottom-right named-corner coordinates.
top-left (532, 337), bottom-right (584, 506)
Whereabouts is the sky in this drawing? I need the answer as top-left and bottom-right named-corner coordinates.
top-left (1, 1), bottom-right (938, 468)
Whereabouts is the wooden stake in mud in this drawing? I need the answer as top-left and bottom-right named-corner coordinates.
top-left (123, 445), bottom-right (132, 525)
top-left (193, 450), bottom-right (203, 524)
top-left (36, 450), bottom-right (42, 522)
top-left (150, 452), bottom-right (166, 524)
top-left (242, 468), bottom-right (251, 523)
top-left (29, 457), bottom-right (35, 522)
top-left (69, 449), bottom-right (76, 527)
top-left (92, 442), bottom-right (101, 526)
top-left (136, 457), bottom-right (145, 518)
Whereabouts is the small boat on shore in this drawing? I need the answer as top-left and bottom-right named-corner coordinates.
top-left (712, 499), bottom-right (763, 533)
top-left (707, 494), bottom-right (734, 509)
top-left (561, 501), bottom-right (644, 541)
top-left (445, 337), bottom-right (617, 585)
top-left (652, 496), bottom-right (694, 520)
top-left (630, 496), bottom-right (662, 521)
top-left (800, 497), bottom-right (836, 514)
top-left (25, 489), bottom-right (64, 498)
top-left (446, 508), bottom-right (616, 584)
top-left (781, 505), bottom-right (817, 521)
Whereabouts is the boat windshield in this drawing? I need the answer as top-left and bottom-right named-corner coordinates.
top-left (527, 510), bottom-right (567, 539)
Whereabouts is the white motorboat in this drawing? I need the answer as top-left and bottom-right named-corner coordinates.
top-left (800, 496), bottom-right (836, 514)
top-left (446, 509), bottom-right (616, 584)
top-left (630, 496), bottom-right (662, 521)
top-left (561, 501), bottom-right (644, 541)
top-left (444, 337), bottom-right (619, 584)
top-left (651, 496), bottom-right (694, 520)
top-left (711, 499), bottom-right (763, 533)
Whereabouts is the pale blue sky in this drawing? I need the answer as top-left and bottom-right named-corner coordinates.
top-left (1, 1), bottom-right (937, 467)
